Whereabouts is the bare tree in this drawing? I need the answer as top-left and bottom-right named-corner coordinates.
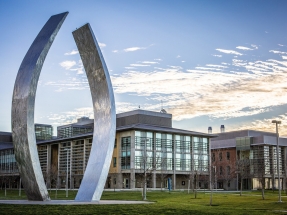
top-left (236, 158), bottom-right (251, 196)
top-left (49, 164), bottom-right (59, 199)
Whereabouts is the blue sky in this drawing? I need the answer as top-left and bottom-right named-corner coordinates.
top-left (1, 0), bottom-right (287, 135)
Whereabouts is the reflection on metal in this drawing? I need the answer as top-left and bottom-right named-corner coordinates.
top-left (11, 12), bottom-right (68, 201)
top-left (72, 24), bottom-right (116, 202)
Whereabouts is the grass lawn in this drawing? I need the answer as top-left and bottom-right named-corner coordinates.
top-left (0, 189), bottom-right (287, 214)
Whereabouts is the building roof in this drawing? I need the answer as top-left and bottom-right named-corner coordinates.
top-left (0, 142), bottom-right (13, 150)
top-left (116, 123), bottom-right (216, 137)
top-left (211, 129), bottom-right (287, 149)
top-left (116, 109), bottom-right (172, 119)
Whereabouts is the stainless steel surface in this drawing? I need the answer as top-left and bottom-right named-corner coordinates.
top-left (11, 12), bottom-right (68, 201)
top-left (72, 24), bottom-right (116, 202)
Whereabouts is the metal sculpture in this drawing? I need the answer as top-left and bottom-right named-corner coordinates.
top-left (11, 12), bottom-right (68, 201)
top-left (72, 24), bottom-right (116, 202)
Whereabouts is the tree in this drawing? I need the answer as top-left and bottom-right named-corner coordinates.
top-left (49, 164), bottom-right (59, 199)
top-left (236, 158), bottom-right (251, 196)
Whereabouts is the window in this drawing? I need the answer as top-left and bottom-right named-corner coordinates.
top-left (212, 153), bottom-right (215, 162)
top-left (227, 166), bottom-right (230, 175)
top-left (121, 137), bottom-right (131, 169)
top-left (220, 166), bottom-right (223, 175)
top-left (114, 139), bottom-right (117, 148)
top-left (227, 152), bottom-right (230, 160)
top-left (219, 152), bottom-right (222, 161)
top-left (228, 181), bottom-right (230, 187)
top-left (113, 157), bottom-right (117, 167)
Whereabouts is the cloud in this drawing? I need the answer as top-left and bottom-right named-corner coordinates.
top-left (206, 64), bottom-right (228, 69)
top-left (69, 60), bottom-right (84, 74)
top-left (111, 53), bottom-right (287, 121)
top-left (278, 44), bottom-right (285, 47)
top-left (130, 64), bottom-right (150, 67)
top-left (181, 61), bottom-right (185, 63)
top-left (269, 50), bottom-right (287, 55)
top-left (64, 50), bottom-right (79, 55)
top-left (99, 43), bottom-right (106, 48)
top-left (60, 61), bottom-right (76, 70)
top-left (213, 55), bottom-right (222, 57)
top-left (141, 61), bottom-right (159, 64)
top-left (236, 46), bottom-right (253, 50)
top-left (154, 59), bottom-right (162, 61)
top-left (195, 67), bottom-right (223, 71)
top-left (124, 47), bottom-right (146, 52)
top-left (112, 50), bottom-right (118, 53)
top-left (176, 55), bottom-right (181, 58)
top-left (232, 114), bottom-right (287, 136)
top-left (282, 56), bottom-right (287, 60)
top-left (216, 49), bottom-right (243, 55)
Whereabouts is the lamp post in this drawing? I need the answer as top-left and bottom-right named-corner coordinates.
top-left (213, 166), bottom-right (217, 191)
top-left (143, 138), bottom-right (147, 201)
top-left (64, 148), bottom-right (70, 198)
top-left (272, 120), bottom-right (282, 202)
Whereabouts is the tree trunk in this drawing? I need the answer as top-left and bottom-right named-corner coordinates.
top-left (261, 178), bottom-right (265, 200)
top-left (209, 179), bottom-right (213, 206)
top-left (240, 178), bottom-right (243, 196)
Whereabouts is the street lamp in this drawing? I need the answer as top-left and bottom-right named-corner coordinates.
top-left (213, 166), bottom-right (217, 191)
top-left (143, 138), bottom-right (147, 201)
top-left (64, 148), bottom-right (70, 198)
top-left (272, 120), bottom-right (282, 202)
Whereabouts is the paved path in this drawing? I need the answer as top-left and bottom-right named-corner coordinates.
top-left (0, 200), bottom-right (153, 205)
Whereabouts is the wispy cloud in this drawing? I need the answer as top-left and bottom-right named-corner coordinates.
top-left (64, 50), bottom-right (78, 55)
top-left (206, 64), bottom-right (228, 69)
top-left (130, 64), bottom-right (150, 67)
top-left (269, 50), bottom-right (287, 55)
top-left (216, 49), bottom-right (243, 55)
top-left (232, 114), bottom-right (287, 135)
top-left (124, 47), bottom-right (146, 52)
top-left (111, 52), bottom-right (287, 122)
top-left (69, 60), bottom-right (84, 74)
top-left (176, 55), bottom-right (181, 58)
top-left (213, 55), bottom-right (222, 57)
top-left (236, 46), bottom-right (253, 50)
top-left (154, 58), bottom-right (162, 61)
top-left (99, 43), bottom-right (106, 48)
top-left (251, 44), bottom-right (259, 49)
top-left (141, 61), bottom-right (159, 64)
top-left (112, 50), bottom-right (118, 53)
top-left (60, 61), bottom-right (76, 70)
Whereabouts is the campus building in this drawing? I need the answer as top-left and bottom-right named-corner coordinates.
top-left (0, 110), bottom-right (214, 190)
top-left (211, 130), bottom-right (287, 191)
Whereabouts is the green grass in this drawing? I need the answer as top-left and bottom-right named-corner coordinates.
top-left (0, 189), bottom-right (287, 214)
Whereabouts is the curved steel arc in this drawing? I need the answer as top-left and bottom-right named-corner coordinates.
top-left (72, 24), bottom-right (116, 202)
top-left (11, 12), bottom-right (68, 201)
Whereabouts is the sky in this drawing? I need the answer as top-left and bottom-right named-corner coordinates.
top-left (1, 0), bottom-right (287, 135)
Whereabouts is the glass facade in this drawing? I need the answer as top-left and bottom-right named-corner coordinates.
top-left (134, 130), bottom-right (209, 173)
top-left (0, 149), bottom-right (17, 174)
top-left (121, 136), bottom-right (131, 169)
top-left (57, 125), bottom-right (93, 138)
top-left (194, 137), bottom-right (209, 172)
top-left (35, 124), bottom-right (53, 141)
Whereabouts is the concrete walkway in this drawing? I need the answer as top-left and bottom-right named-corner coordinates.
top-left (0, 200), bottom-right (153, 205)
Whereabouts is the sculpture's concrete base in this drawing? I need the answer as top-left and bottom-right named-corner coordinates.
top-left (0, 200), bottom-right (153, 205)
